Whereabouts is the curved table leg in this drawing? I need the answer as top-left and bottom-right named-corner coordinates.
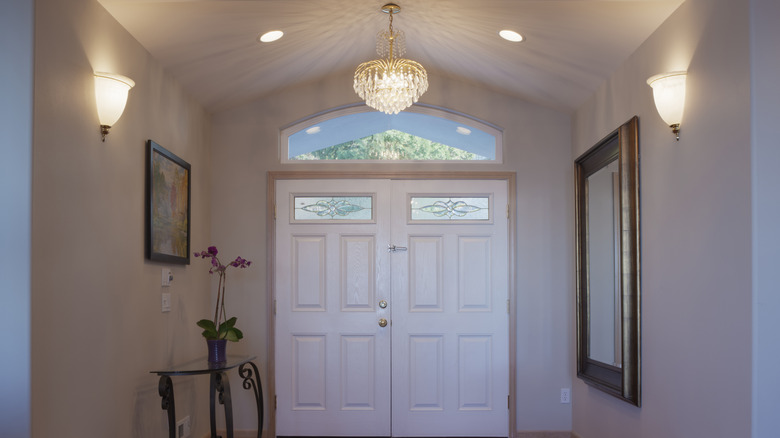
top-left (213, 371), bottom-right (234, 438)
top-left (239, 361), bottom-right (263, 438)
top-left (210, 373), bottom-right (218, 438)
top-left (158, 376), bottom-right (176, 438)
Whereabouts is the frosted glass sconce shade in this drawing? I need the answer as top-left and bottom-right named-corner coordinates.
top-left (647, 71), bottom-right (686, 140)
top-left (94, 72), bottom-right (135, 141)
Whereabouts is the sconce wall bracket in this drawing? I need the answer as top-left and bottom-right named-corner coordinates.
top-left (100, 125), bottom-right (110, 142)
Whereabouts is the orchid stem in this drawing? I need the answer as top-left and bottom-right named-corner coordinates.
top-left (214, 272), bottom-right (223, 327)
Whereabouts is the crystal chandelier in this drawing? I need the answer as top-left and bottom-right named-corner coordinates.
top-left (354, 3), bottom-right (428, 115)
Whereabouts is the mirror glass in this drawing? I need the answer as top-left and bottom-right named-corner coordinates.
top-left (586, 160), bottom-right (621, 367)
top-left (575, 116), bottom-right (640, 406)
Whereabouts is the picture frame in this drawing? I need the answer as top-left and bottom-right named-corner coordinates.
top-left (146, 140), bottom-right (191, 264)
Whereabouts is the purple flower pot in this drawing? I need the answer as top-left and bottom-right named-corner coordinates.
top-left (207, 339), bottom-right (228, 364)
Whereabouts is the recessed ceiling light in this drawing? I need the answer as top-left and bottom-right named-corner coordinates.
top-left (258, 30), bottom-right (284, 43)
top-left (456, 126), bottom-right (472, 135)
top-left (305, 126), bottom-right (321, 135)
top-left (499, 30), bottom-right (524, 42)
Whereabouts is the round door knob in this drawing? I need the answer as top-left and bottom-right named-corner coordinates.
top-left (378, 318), bottom-right (388, 327)
top-left (379, 300), bottom-right (388, 309)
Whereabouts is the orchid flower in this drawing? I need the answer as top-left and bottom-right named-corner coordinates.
top-left (194, 246), bottom-right (252, 341)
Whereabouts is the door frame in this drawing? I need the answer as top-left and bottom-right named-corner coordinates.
top-left (266, 171), bottom-right (518, 438)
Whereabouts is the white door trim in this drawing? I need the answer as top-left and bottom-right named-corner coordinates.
top-left (266, 171), bottom-right (517, 438)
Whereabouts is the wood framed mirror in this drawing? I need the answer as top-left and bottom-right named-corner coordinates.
top-left (574, 116), bottom-right (640, 406)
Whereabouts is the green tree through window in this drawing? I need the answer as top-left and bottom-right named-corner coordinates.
top-left (292, 130), bottom-right (488, 161)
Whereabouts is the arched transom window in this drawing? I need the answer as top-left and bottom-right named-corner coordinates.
top-left (281, 105), bottom-right (503, 163)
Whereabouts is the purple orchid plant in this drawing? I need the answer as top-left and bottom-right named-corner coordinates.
top-left (194, 246), bottom-right (252, 342)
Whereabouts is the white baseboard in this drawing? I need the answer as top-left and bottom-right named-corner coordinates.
top-left (201, 430), bottom-right (258, 438)
top-left (204, 430), bottom-right (570, 438)
top-left (516, 432), bottom-right (573, 438)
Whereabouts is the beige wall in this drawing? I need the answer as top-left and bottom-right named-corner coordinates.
top-left (31, 0), bottom-right (213, 436)
top-left (572, 0), bottom-right (752, 436)
top-left (209, 72), bottom-right (576, 432)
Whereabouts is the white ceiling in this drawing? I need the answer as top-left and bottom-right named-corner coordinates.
top-left (98, 0), bottom-right (684, 113)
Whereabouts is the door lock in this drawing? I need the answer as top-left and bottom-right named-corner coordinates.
top-left (379, 300), bottom-right (388, 309)
top-left (387, 244), bottom-right (407, 253)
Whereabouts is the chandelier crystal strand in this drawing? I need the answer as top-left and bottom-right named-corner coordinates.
top-left (354, 3), bottom-right (428, 115)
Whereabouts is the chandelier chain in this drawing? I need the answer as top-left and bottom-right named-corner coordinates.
top-left (388, 12), bottom-right (394, 58)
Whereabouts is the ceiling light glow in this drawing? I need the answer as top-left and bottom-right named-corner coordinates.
top-left (456, 126), bottom-right (472, 135)
top-left (305, 126), bottom-right (321, 135)
top-left (259, 30), bottom-right (284, 43)
top-left (499, 30), bottom-right (524, 42)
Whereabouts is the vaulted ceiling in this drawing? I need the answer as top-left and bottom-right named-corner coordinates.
top-left (98, 0), bottom-right (684, 113)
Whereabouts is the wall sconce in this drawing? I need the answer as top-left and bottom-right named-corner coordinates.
top-left (94, 72), bottom-right (135, 141)
top-left (647, 71), bottom-right (687, 141)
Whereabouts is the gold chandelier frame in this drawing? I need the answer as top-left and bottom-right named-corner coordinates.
top-left (353, 3), bottom-right (428, 115)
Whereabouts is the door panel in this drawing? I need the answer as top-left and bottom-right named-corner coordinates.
top-left (340, 235), bottom-right (376, 311)
top-left (408, 335), bottom-right (444, 409)
top-left (341, 334), bottom-right (377, 409)
top-left (459, 236), bottom-right (492, 311)
top-left (276, 179), bottom-right (392, 437)
top-left (390, 180), bottom-right (508, 437)
top-left (292, 235), bottom-right (326, 311)
top-left (408, 236), bottom-right (443, 310)
top-left (275, 179), bottom-right (508, 437)
top-left (292, 334), bottom-right (326, 409)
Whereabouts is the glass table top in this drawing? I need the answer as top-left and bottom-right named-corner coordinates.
top-left (151, 355), bottom-right (257, 376)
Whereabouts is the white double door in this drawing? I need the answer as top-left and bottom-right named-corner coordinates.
top-left (275, 179), bottom-right (509, 437)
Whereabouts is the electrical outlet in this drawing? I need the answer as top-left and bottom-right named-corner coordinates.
top-left (161, 292), bottom-right (171, 313)
top-left (560, 388), bottom-right (571, 404)
top-left (176, 416), bottom-right (191, 438)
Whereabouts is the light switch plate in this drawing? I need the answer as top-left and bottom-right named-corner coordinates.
top-left (162, 268), bottom-right (172, 287)
top-left (162, 292), bottom-right (171, 312)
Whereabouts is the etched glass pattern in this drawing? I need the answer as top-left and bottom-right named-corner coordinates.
top-left (294, 196), bottom-right (373, 221)
top-left (410, 197), bottom-right (490, 221)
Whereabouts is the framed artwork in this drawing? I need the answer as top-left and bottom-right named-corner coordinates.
top-left (146, 140), bottom-right (191, 264)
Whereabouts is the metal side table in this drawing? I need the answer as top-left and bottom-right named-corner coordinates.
top-left (151, 355), bottom-right (263, 438)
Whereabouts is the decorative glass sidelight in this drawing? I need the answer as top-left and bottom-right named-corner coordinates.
top-left (410, 196), bottom-right (490, 221)
top-left (293, 195), bottom-right (374, 222)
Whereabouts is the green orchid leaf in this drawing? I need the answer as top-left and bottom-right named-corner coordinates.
top-left (197, 319), bottom-right (221, 339)
top-left (200, 329), bottom-right (217, 339)
top-left (196, 319), bottom-right (216, 330)
top-left (224, 330), bottom-right (239, 342)
top-left (196, 315), bottom-right (241, 342)
top-left (223, 327), bottom-right (244, 342)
